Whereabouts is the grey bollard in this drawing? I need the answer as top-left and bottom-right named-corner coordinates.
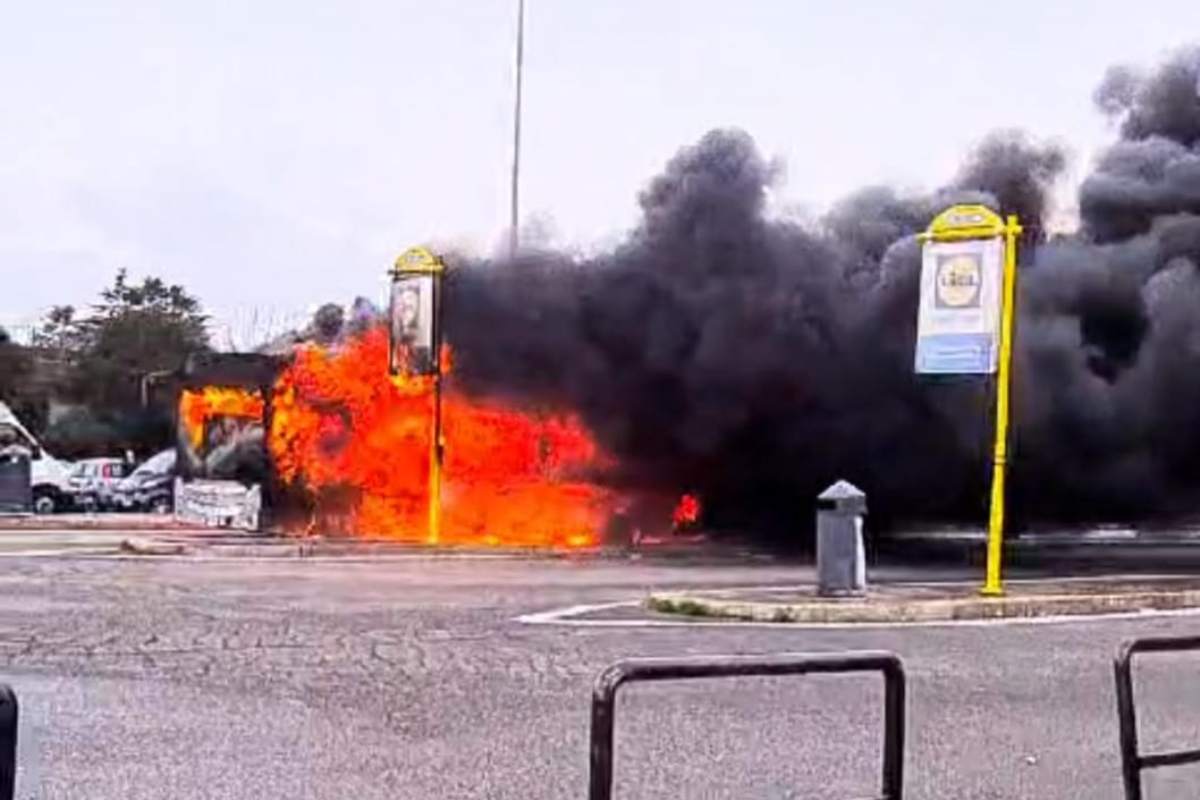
top-left (817, 480), bottom-right (867, 597)
top-left (0, 454), bottom-right (31, 515)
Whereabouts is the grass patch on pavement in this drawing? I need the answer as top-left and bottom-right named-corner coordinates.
top-left (646, 596), bottom-right (714, 617)
top-left (648, 595), bottom-right (804, 623)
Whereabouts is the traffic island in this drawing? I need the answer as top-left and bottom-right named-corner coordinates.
top-left (646, 578), bottom-right (1200, 624)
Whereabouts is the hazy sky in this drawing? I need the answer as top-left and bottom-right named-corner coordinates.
top-left (3, 1), bottom-right (1199, 345)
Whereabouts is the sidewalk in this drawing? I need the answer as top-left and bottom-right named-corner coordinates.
top-left (647, 576), bottom-right (1200, 624)
top-left (0, 525), bottom-right (628, 560)
top-left (0, 515), bottom-right (260, 556)
top-left (0, 513), bottom-right (196, 532)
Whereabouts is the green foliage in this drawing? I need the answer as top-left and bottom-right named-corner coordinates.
top-left (0, 327), bottom-right (46, 437)
top-left (646, 596), bottom-right (714, 617)
top-left (40, 405), bottom-right (170, 460)
top-left (68, 269), bottom-right (210, 410)
top-left (32, 305), bottom-right (84, 355)
top-left (0, 326), bottom-right (33, 403)
top-left (34, 269), bottom-right (211, 453)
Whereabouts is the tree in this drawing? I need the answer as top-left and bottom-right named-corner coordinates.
top-left (32, 305), bottom-right (84, 357)
top-left (37, 270), bottom-right (212, 454)
top-left (0, 326), bottom-right (33, 403)
top-left (70, 270), bottom-right (210, 408)
top-left (310, 303), bottom-right (345, 345)
top-left (0, 327), bottom-right (44, 437)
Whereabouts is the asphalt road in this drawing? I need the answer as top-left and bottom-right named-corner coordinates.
top-left (2, 555), bottom-right (1200, 799)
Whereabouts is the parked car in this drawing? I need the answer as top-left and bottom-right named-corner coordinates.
top-left (111, 450), bottom-right (177, 513)
top-left (0, 402), bottom-right (75, 513)
top-left (68, 457), bottom-right (134, 511)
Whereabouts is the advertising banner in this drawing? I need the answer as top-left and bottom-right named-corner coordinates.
top-left (914, 237), bottom-right (1004, 374)
top-left (389, 273), bottom-right (436, 375)
top-left (175, 478), bottom-right (262, 530)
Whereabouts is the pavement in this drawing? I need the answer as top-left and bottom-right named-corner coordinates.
top-left (0, 550), bottom-right (1199, 798)
top-left (0, 521), bottom-right (261, 558)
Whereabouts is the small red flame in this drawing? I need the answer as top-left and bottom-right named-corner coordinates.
top-left (672, 493), bottom-right (701, 530)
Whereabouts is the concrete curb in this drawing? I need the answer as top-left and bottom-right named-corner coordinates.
top-left (646, 587), bottom-right (1200, 624)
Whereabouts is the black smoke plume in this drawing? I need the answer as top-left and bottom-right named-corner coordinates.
top-left (444, 47), bottom-right (1200, 538)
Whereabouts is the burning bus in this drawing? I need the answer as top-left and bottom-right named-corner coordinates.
top-left (161, 331), bottom-right (643, 546)
top-left (156, 248), bottom-right (697, 545)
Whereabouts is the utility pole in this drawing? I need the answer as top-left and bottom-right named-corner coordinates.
top-left (509, 0), bottom-right (525, 261)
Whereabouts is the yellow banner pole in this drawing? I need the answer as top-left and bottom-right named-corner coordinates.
top-left (391, 246), bottom-right (446, 547)
top-left (981, 215), bottom-right (1022, 596)
top-left (427, 258), bottom-right (446, 548)
top-left (428, 359), bottom-right (443, 547)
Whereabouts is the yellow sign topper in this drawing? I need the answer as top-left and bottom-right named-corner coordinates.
top-left (922, 204), bottom-right (1006, 241)
top-left (393, 246), bottom-right (446, 276)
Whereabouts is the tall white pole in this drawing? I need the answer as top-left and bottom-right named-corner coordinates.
top-left (509, 0), bottom-right (525, 261)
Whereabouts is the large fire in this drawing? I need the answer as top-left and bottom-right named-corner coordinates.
top-left (268, 327), bottom-right (616, 547)
top-left (179, 387), bottom-right (265, 450)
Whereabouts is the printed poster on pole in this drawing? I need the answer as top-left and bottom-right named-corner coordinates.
top-left (914, 236), bottom-right (1004, 374)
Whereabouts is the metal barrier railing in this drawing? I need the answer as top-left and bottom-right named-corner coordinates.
top-left (0, 684), bottom-right (16, 800)
top-left (1114, 635), bottom-right (1200, 800)
top-left (9, 633), bottom-right (1200, 798)
top-left (588, 651), bottom-right (906, 800)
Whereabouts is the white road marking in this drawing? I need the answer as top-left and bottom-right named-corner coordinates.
top-left (515, 600), bottom-right (644, 625)
top-left (516, 581), bottom-right (1200, 630)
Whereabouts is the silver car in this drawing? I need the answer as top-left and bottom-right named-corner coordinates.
top-left (111, 450), bottom-right (177, 513)
top-left (68, 458), bottom-right (133, 511)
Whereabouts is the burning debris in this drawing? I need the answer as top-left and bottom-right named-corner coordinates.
top-left (672, 493), bottom-right (701, 533)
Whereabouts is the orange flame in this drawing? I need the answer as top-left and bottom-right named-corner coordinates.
top-left (179, 387), bottom-right (265, 450)
top-left (268, 327), bottom-right (614, 547)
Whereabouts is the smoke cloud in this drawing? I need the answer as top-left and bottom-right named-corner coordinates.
top-left (441, 47), bottom-right (1200, 537)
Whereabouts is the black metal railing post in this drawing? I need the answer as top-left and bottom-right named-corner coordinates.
top-left (0, 684), bottom-right (17, 800)
top-left (588, 650), bottom-right (905, 800)
top-left (1114, 635), bottom-right (1200, 800)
